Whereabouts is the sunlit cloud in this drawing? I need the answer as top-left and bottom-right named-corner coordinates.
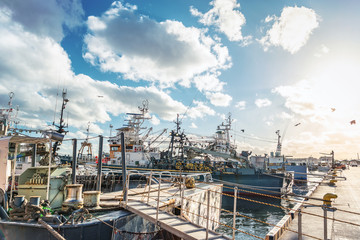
top-left (235, 101), bottom-right (246, 110)
top-left (84, 1), bottom-right (231, 92)
top-left (259, 6), bottom-right (319, 54)
top-left (190, 0), bottom-right (252, 44)
top-left (255, 98), bottom-right (272, 108)
top-left (314, 44), bottom-right (330, 58)
top-left (0, 6), bottom-right (216, 137)
top-left (205, 92), bottom-right (232, 107)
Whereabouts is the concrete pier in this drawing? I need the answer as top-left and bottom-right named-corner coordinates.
top-left (279, 167), bottom-right (360, 240)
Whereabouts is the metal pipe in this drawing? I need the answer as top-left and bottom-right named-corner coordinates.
top-left (298, 209), bottom-right (302, 240)
top-left (180, 177), bottom-right (185, 219)
top-left (125, 174), bottom-right (130, 206)
top-left (156, 177), bottom-right (161, 223)
top-left (121, 132), bottom-right (127, 202)
top-left (147, 172), bottom-right (152, 204)
top-left (323, 206), bottom-right (328, 240)
top-left (31, 144), bottom-right (36, 167)
top-left (96, 136), bottom-right (103, 191)
top-left (72, 139), bottom-right (77, 184)
top-left (10, 143), bottom-right (18, 202)
top-left (46, 140), bottom-right (52, 200)
top-left (206, 188), bottom-right (210, 240)
top-left (232, 187), bottom-right (238, 239)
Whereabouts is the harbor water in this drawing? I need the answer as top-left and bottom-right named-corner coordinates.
top-left (216, 171), bottom-right (324, 239)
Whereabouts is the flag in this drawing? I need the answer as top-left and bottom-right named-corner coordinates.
top-left (350, 120), bottom-right (356, 125)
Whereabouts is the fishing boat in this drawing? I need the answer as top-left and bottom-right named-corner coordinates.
top-left (105, 100), bottom-right (166, 169)
top-left (152, 114), bottom-right (293, 198)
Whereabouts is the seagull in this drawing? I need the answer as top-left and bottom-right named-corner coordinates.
top-left (98, 95), bottom-right (103, 98)
top-left (294, 123), bottom-right (301, 126)
top-left (331, 108), bottom-right (336, 112)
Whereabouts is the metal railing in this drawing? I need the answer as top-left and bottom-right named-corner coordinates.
top-left (118, 171), bottom-right (360, 240)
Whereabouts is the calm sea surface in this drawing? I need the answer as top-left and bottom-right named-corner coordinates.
top-left (216, 172), bottom-right (324, 239)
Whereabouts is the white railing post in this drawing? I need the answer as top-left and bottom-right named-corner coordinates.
top-left (125, 174), bottom-right (130, 206)
top-left (147, 172), bottom-right (152, 204)
top-left (298, 209), bottom-right (302, 240)
top-left (206, 188), bottom-right (210, 240)
top-left (232, 187), bottom-right (238, 239)
top-left (156, 177), bottom-right (161, 223)
top-left (180, 177), bottom-right (185, 218)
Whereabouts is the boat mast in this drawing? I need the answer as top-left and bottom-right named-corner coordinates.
top-left (52, 89), bottom-right (69, 157)
top-left (168, 114), bottom-right (186, 162)
top-left (0, 92), bottom-right (15, 136)
top-left (275, 130), bottom-right (282, 157)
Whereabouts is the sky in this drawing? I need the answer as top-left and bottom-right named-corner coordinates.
top-left (1, 0), bottom-right (360, 160)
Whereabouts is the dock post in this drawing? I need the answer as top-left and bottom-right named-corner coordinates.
top-left (232, 187), bottom-right (237, 239)
top-left (147, 171), bottom-right (152, 204)
top-left (31, 144), bottom-right (37, 167)
top-left (206, 188), bottom-right (210, 240)
top-left (96, 135), bottom-right (103, 191)
top-left (72, 139), bottom-right (77, 184)
top-left (121, 132), bottom-right (127, 202)
top-left (156, 177), bottom-right (161, 223)
top-left (323, 206), bottom-right (328, 240)
top-left (298, 209), bottom-right (302, 240)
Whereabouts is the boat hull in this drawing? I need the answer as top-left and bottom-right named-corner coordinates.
top-left (0, 210), bottom-right (157, 240)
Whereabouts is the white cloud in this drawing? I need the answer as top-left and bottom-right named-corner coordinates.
top-left (190, 123), bottom-right (198, 129)
top-left (259, 6), bottom-right (319, 54)
top-left (255, 98), bottom-right (272, 108)
top-left (235, 101), bottom-right (246, 110)
top-left (0, 7), bottom-right (216, 138)
top-left (0, 0), bottom-right (84, 42)
top-left (190, 0), bottom-right (250, 43)
top-left (314, 44), bottom-right (329, 57)
top-left (206, 92), bottom-right (232, 107)
top-left (187, 101), bottom-right (216, 119)
top-left (150, 115), bottom-right (160, 126)
top-left (83, 1), bottom-right (231, 91)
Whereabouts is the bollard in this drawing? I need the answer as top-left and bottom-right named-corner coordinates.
top-left (232, 187), bottom-right (238, 239)
top-left (323, 193), bottom-right (337, 206)
top-left (298, 210), bottom-right (302, 240)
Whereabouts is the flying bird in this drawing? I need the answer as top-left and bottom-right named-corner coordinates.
top-left (350, 120), bottom-right (356, 125)
top-left (294, 123), bottom-right (301, 126)
top-left (98, 95), bottom-right (103, 98)
top-left (331, 108), bottom-right (336, 112)
top-left (241, 129), bottom-right (245, 132)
